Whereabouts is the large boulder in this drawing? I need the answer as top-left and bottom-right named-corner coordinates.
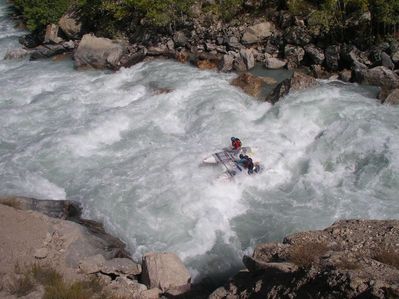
top-left (59, 10), bottom-right (82, 39)
top-left (381, 52), bottom-right (394, 70)
top-left (354, 66), bottom-right (399, 89)
top-left (44, 24), bottom-right (63, 44)
top-left (384, 88), bottom-right (399, 105)
top-left (264, 56), bottom-right (286, 69)
top-left (241, 22), bottom-right (275, 44)
top-left (240, 48), bottom-right (255, 70)
top-left (74, 34), bottom-right (126, 69)
top-left (141, 252), bottom-right (191, 295)
top-left (231, 72), bottom-right (266, 98)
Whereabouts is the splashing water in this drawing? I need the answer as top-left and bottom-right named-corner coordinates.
top-left (1, 0), bottom-right (399, 283)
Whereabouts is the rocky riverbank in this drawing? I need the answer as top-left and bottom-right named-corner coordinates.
top-left (2, 197), bottom-right (399, 298)
top-left (0, 197), bottom-right (196, 299)
top-left (210, 219), bottom-right (399, 298)
top-left (5, 1), bottom-right (399, 105)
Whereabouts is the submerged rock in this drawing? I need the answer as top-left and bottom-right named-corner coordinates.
top-left (231, 72), bottom-right (266, 97)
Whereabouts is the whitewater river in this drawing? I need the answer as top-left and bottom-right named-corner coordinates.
top-left (1, 1), bottom-right (399, 284)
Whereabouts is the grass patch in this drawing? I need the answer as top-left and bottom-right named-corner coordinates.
top-left (374, 248), bottom-right (399, 269)
top-left (288, 242), bottom-right (329, 268)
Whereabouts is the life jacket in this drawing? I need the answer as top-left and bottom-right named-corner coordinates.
top-left (232, 139), bottom-right (242, 149)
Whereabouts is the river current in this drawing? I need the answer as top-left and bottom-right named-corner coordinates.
top-left (1, 1), bottom-right (399, 283)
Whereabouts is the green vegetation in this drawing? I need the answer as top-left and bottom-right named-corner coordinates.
top-left (13, 0), bottom-right (82, 31)
top-left (287, 0), bottom-right (399, 41)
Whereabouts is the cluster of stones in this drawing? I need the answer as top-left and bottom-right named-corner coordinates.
top-left (210, 219), bottom-right (399, 299)
top-left (4, 3), bottom-right (399, 104)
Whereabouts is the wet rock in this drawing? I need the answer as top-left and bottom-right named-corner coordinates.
top-left (284, 44), bottom-right (304, 69)
top-left (141, 252), bottom-right (191, 295)
top-left (4, 48), bottom-right (30, 60)
top-left (241, 22), bottom-right (275, 44)
top-left (384, 88), bottom-right (399, 105)
top-left (240, 48), bottom-right (255, 70)
top-left (231, 72), bottom-right (265, 97)
top-left (264, 56), bottom-right (286, 69)
top-left (19, 33), bottom-right (42, 48)
top-left (175, 49), bottom-right (189, 63)
top-left (304, 44), bottom-right (325, 65)
top-left (354, 66), bottom-right (399, 89)
top-left (30, 42), bottom-right (73, 60)
top-left (290, 71), bottom-right (318, 91)
top-left (219, 54), bottom-right (234, 72)
top-left (59, 10), bottom-right (82, 39)
top-left (325, 45), bottom-right (340, 71)
top-left (381, 52), bottom-right (394, 70)
top-left (284, 26), bottom-right (312, 46)
top-left (74, 34), bottom-right (126, 69)
top-left (44, 24), bottom-right (63, 44)
top-left (266, 78), bottom-right (290, 104)
top-left (79, 254), bottom-right (105, 274)
top-left (339, 69), bottom-right (352, 82)
top-left (120, 48), bottom-right (147, 68)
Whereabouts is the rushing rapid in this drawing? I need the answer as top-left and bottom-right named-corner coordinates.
top-left (1, 1), bottom-right (399, 283)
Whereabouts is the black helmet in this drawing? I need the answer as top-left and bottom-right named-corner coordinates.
top-left (231, 137), bottom-right (236, 141)
top-left (239, 154), bottom-right (244, 159)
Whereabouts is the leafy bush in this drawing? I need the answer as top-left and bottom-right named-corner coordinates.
top-left (13, 0), bottom-right (82, 31)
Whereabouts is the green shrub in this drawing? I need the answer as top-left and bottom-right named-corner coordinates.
top-left (13, 0), bottom-right (82, 31)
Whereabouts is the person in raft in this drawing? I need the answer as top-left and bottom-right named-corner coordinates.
top-left (236, 154), bottom-right (254, 174)
top-left (231, 137), bottom-right (242, 150)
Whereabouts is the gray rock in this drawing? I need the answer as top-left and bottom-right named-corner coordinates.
top-left (284, 44), bottom-right (305, 69)
top-left (354, 66), bottom-right (399, 89)
top-left (209, 286), bottom-right (228, 299)
top-left (219, 54), bottom-right (234, 72)
top-left (101, 258), bottom-right (141, 276)
top-left (74, 34), bottom-right (126, 69)
top-left (325, 45), bottom-right (340, 71)
top-left (4, 48), bottom-right (30, 60)
top-left (284, 26), bottom-right (312, 46)
top-left (304, 44), bottom-right (325, 65)
top-left (266, 78), bottom-right (290, 104)
top-left (140, 288), bottom-right (161, 299)
top-left (44, 24), bottom-right (63, 44)
top-left (59, 10), bottom-right (82, 39)
top-left (226, 36), bottom-right (241, 49)
top-left (173, 31), bottom-right (188, 48)
top-left (79, 254), bottom-right (105, 274)
top-left (30, 44), bottom-right (70, 60)
top-left (381, 52), bottom-right (394, 70)
top-left (141, 252), bottom-right (191, 295)
top-left (264, 56), bottom-right (286, 69)
top-left (233, 57), bottom-right (248, 72)
top-left (392, 50), bottom-right (399, 64)
top-left (384, 88), bottom-right (399, 105)
top-left (241, 22), bottom-right (275, 44)
top-left (279, 11), bottom-right (293, 29)
top-left (240, 48), bottom-right (255, 70)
